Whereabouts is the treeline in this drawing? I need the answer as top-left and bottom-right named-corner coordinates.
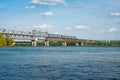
top-left (14, 40), bottom-right (120, 46)
top-left (14, 41), bottom-right (62, 46)
top-left (14, 41), bottom-right (79, 46)
top-left (85, 41), bottom-right (120, 46)
top-left (0, 34), bottom-right (14, 47)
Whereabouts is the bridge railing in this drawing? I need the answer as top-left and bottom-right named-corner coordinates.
top-left (0, 28), bottom-right (77, 40)
top-left (48, 34), bottom-right (76, 39)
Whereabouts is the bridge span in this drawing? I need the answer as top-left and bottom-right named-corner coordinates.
top-left (0, 28), bottom-right (86, 46)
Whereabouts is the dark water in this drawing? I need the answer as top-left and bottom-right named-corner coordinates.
top-left (0, 47), bottom-right (120, 80)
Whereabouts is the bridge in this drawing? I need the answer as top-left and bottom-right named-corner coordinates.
top-left (0, 28), bottom-right (86, 46)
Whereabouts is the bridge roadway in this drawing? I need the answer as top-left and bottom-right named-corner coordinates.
top-left (0, 28), bottom-right (85, 46)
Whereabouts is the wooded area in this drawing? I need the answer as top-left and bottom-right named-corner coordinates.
top-left (0, 34), bottom-right (14, 47)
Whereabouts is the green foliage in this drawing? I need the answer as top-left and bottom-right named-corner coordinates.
top-left (14, 42), bottom-right (32, 46)
top-left (67, 41), bottom-right (75, 46)
top-left (0, 34), bottom-right (14, 47)
top-left (85, 41), bottom-right (120, 46)
top-left (5, 34), bottom-right (14, 46)
top-left (11, 40), bottom-right (120, 47)
top-left (0, 34), bottom-right (6, 47)
top-left (49, 41), bottom-right (62, 46)
top-left (37, 42), bottom-right (44, 46)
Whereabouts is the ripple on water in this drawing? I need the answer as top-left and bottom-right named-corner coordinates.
top-left (0, 47), bottom-right (120, 80)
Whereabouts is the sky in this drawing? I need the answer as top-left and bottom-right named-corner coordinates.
top-left (0, 0), bottom-right (120, 40)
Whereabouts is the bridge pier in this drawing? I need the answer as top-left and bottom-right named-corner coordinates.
top-left (80, 42), bottom-right (84, 46)
top-left (75, 41), bottom-right (79, 46)
top-left (32, 40), bottom-right (37, 46)
top-left (44, 40), bottom-right (49, 46)
top-left (62, 41), bottom-right (67, 46)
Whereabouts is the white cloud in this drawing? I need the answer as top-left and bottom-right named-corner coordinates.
top-left (25, 6), bottom-right (35, 9)
top-left (64, 27), bottom-right (71, 30)
top-left (75, 25), bottom-right (89, 30)
top-left (31, 0), bottom-right (67, 6)
top-left (108, 28), bottom-right (119, 32)
top-left (110, 12), bottom-right (120, 16)
top-left (33, 24), bottom-right (50, 29)
top-left (42, 11), bottom-right (53, 17)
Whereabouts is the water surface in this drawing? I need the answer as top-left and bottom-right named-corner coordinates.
top-left (0, 47), bottom-right (120, 80)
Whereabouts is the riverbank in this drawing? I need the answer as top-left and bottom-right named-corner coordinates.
top-left (13, 41), bottom-right (120, 47)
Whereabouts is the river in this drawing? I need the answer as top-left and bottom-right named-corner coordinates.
top-left (0, 47), bottom-right (120, 80)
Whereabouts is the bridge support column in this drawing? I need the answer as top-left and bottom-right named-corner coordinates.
top-left (75, 41), bottom-right (79, 46)
top-left (80, 42), bottom-right (84, 46)
top-left (44, 40), bottom-right (49, 46)
top-left (32, 40), bottom-right (37, 46)
top-left (62, 41), bottom-right (67, 46)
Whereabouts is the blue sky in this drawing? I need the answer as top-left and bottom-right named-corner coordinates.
top-left (0, 0), bottom-right (120, 40)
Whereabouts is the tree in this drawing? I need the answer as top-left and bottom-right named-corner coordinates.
top-left (5, 34), bottom-right (14, 46)
top-left (0, 34), bottom-right (14, 47)
top-left (0, 34), bottom-right (6, 47)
